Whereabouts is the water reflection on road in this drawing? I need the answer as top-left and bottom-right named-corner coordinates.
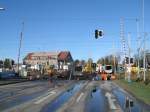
top-left (41, 82), bottom-right (82, 112)
top-left (85, 86), bottom-right (107, 112)
top-left (113, 88), bottom-right (150, 112)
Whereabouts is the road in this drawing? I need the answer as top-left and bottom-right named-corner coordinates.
top-left (0, 80), bottom-right (149, 112)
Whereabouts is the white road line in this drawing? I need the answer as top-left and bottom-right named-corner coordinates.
top-left (34, 91), bottom-right (56, 104)
top-left (105, 92), bottom-right (117, 110)
top-left (76, 92), bottom-right (84, 103)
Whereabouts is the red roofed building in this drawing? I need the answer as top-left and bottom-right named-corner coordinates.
top-left (58, 51), bottom-right (73, 62)
top-left (58, 51), bottom-right (73, 70)
top-left (23, 51), bottom-right (73, 70)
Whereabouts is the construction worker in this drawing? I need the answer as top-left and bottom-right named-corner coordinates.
top-left (101, 70), bottom-right (107, 80)
top-left (48, 67), bottom-right (57, 88)
top-left (48, 69), bottom-right (53, 84)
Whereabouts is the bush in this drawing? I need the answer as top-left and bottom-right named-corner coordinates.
top-left (135, 77), bottom-right (143, 82)
top-left (144, 79), bottom-right (150, 85)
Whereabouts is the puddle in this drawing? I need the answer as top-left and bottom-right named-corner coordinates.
top-left (85, 86), bottom-right (107, 112)
top-left (41, 83), bottom-right (82, 112)
top-left (113, 89), bottom-right (149, 112)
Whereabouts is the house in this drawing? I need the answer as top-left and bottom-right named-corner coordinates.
top-left (58, 51), bottom-right (73, 70)
top-left (23, 51), bottom-right (73, 70)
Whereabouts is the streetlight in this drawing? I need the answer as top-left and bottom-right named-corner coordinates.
top-left (17, 22), bottom-right (24, 76)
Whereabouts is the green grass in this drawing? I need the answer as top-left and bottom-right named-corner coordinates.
top-left (115, 79), bottom-right (150, 105)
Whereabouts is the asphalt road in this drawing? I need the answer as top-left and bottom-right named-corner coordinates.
top-left (0, 80), bottom-right (149, 112)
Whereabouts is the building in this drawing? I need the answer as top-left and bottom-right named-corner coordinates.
top-left (58, 51), bottom-right (74, 70)
top-left (23, 51), bottom-right (73, 70)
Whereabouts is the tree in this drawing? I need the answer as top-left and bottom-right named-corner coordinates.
top-left (80, 60), bottom-right (86, 66)
top-left (4, 58), bottom-right (11, 69)
top-left (0, 60), bottom-right (3, 68)
top-left (11, 60), bottom-right (15, 66)
top-left (74, 59), bottom-right (80, 66)
top-left (97, 58), bottom-right (105, 65)
top-left (133, 53), bottom-right (144, 67)
top-left (88, 58), bottom-right (93, 63)
top-left (104, 56), bottom-right (109, 65)
top-left (97, 54), bottom-right (120, 69)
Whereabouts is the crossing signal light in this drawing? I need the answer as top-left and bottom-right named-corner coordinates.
top-left (125, 57), bottom-right (134, 64)
top-left (95, 29), bottom-right (103, 39)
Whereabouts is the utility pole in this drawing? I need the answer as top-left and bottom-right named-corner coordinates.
top-left (136, 19), bottom-right (140, 78)
top-left (113, 41), bottom-right (116, 75)
top-left (17, 22), bottom-right (24, 76)
top-left (142, 0), bottom-right (146, 81)
top-left (120, 18), bottom-right (127, 80)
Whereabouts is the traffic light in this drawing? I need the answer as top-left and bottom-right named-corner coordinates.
top-left (95, 30), bottom-right (99, 39)
top-left (125, 57), bottom-right (134, 64)
top-left (125, 57), bottom-right (129, 64)
top-left (99, 30), bottom-right (103, 36)
top-left (95, 29), bottom-right (103, 39)
top-left (130, 58), bottom-right (133, 64)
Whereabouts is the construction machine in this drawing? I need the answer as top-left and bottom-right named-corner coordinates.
top-left (82, 63), bottom-right (97, 79)
top-left (42, 65), bottom-right (57, 79)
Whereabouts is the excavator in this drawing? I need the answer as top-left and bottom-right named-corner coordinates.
top-left (42, 65), bottom-right (57, 79)
top-left (82, 63), bottom-right (97, 79)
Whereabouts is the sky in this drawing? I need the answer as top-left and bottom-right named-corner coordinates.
top-left (0, 0), bottom-right (150, 62)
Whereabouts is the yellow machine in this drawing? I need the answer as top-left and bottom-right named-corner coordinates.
top-left (82, 63), bottom-right (95, 74)
top-left (131, 67), bottom-right (138, 74)
top-left (44, 65), bottom-right (56, 76)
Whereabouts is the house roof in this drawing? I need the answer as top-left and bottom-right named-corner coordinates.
top-left (24, 51), bottom-right (73, 61)
top-left (24, 51), bottom-right (59, 60)
top-left (31, 52), bottom-right (59, 57)
top-left (58, 51), bottom-right (71, 61)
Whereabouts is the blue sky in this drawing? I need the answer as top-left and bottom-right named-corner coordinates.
top-left (0, 0), bottom-right (150, 62)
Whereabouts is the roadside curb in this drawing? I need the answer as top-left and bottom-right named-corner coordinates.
top-left (0, 80), bottom-right (28, 86)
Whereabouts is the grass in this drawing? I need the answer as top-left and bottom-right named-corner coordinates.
top-left (114, 79), bottom-right (150, 105)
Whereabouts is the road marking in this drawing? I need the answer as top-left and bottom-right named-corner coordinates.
top-left (34, 91), bottom-right (56, 104)
top-left (76, 92), bottom-right (84, 103)
top-left (105, 92), bottom-right (117, 110)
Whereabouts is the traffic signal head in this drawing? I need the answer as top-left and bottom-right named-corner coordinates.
top-left (125, 57), bottom-right (129, 64)
top-left (99, 30), bottom-right (103, 36)
top-left (125, 57), bottom-right (134, 64)
top-left (95, 30), bottom-right (99, 39)
top-left (95, 29), bottom-right (103, 39)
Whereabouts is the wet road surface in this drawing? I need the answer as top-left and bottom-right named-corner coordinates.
top-left (85, 86), bottom-right (108, 112)
top-left (41, 82), bottom-right (83, 112)
top-left (0, 80), bottom-right (149, 112)
top-left (112, 83), bottom-right (150, 112)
